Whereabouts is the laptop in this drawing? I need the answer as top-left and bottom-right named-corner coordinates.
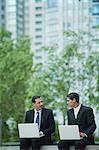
top-left (58, 125), bottom-right (80, 140)
top-left (18, 123), bottom-right (40, 138)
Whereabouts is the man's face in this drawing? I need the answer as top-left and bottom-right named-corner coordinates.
top-left (33, 97), bottom-right (43, 110)
top-left (67, 97), bottom-right (76, 108)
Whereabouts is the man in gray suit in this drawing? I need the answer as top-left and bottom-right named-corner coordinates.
top-left (20, 96), bottom-right (55, 150)
top-left (58, 92), bottom-right (96, 150)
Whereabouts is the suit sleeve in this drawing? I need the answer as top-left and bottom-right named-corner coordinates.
top-left (67, 111), bottom-right (69, 125)
top-left (84, 107), bottom-right (96, 136)
top-left (24, 111), bottom-right (28, 122)
top-left (24, 111), bottom-right (31, 123)
top-left (43, 110), bottom-right (55, 136)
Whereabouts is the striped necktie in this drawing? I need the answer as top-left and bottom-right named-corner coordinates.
top-left (36, 112), bottom-right (39, 126)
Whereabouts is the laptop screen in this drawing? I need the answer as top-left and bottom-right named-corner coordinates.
top-left (58, 125), bottom-right (80, 140)
top-left (18, 123), bottom-right (40, 138)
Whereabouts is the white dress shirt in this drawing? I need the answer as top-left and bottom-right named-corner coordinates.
top-left (74, 104), bottom-right (81, 119)
top-left (34, 109), bottom-right (42, 129)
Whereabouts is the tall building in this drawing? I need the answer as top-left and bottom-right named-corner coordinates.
top-left (63, 0), bottom-right (92, 54)
top-left (28, 0), bottom-right (99, 64)
top-left (0, 0), bottom-right (6, 27)
top-left (44, 0), bottom-right (64, 55)
top-left (0, 0), bottom-right (99, 62)
top-left (91, 0), bottom-right (99, 51)
top-left (28, 0), bottom-right (64, 64)
top-left (92, 0), bottom-right (99, 28)
top-left (24, 0), bottom-right (30, 36)
top-left (0, 0), bottom-right (24, 39)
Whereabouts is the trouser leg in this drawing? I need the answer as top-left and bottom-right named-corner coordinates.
top-left (20, 138), bottom-right (31, 150)
top-left (32, 138), bottom-right (41, 150)
top-left (75, 141), bottom-right (85, 150)
top-left (58, 140), bottom-right (74, 150)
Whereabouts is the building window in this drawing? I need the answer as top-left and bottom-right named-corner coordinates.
top-left (47, 0), bottom-right (57, 8)
top-left (35, 28), bottom-right (42, 31)
top-left (92, 17), bottom-right (99, 28)
top-left (83, 0), bottom-right (88, 2)
top-left (35, 7), bottom-right (42, 10)
top-left (8, 0), bottom-right (16, 5)
top-left (92, 4), bottom-right (99, 15)
top-left (67, 22), bottom-right (71, 27)
top-left (35, 14), bottom-right (42, 17)
top-left (93, 0), bottom-right (99, 2)
top-left (35, 21), bottom-right (42, 24)
top-left (35, 56), bottom-right (42, 60)
top-left (35, 42), bottom-right (42, 45)
top-left (1, 14), bottom-right (4, 19)
top-left (1, 5), bottom-right (5, 10)
top-left (36, 35), bottom-right (42, 38)
top-left (36, 49), bottom-right (41, 52)
top-left (35, 0), bottom-right (42, 2)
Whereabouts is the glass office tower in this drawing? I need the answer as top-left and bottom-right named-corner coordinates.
top-left (5, 0), bottom-right (24, 39)
top-left (0, 0), bottom-right (6, 27)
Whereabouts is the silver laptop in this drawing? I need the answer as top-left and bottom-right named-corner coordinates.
top-left (18, 123), bottom-right (40, 138)
top-left (58, 125), bottom-right (80, 140)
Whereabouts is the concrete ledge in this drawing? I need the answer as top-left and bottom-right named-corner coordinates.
top-left (40, 145), bottom-right (99, 150)
top-left (1, 145), bottom-right (99, 150)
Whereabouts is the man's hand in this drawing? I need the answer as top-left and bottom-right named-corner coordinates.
top-left (80, 132), bottom-right (87, 138)
top-left (39, 131), bottom-right (45, 137)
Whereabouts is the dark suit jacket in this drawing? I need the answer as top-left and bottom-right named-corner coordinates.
top-left (67, 104), bottom-right (96, 143)
top-left (24, 107), bottom-right (55, 142)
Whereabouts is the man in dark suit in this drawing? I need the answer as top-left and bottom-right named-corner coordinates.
top-left (58, 92), bottom-right (96, 150)
top-left (20, 96), bottom-right (55, 150)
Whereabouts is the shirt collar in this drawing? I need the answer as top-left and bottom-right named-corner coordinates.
top-left (34, 109), bottom-right (42, 114)
top-left (74, 104), bottom-right (81, 111)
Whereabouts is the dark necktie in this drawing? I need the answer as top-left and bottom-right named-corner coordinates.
top-left (36, 112), bottom-right (39, 126)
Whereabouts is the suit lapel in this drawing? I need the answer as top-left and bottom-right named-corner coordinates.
top-left (40, 108), bottom-right (44, 128)
top-left (71, 108), bottom-right (75, 120)
top-left (76, 104), bottom-right (83, 120)
top-left (30, 109), bottom-right (34, 123)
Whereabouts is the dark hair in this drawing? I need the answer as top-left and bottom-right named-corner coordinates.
top-left (32, 96), bottom-right (41, 103)
top-left (67, 92), bottom-right (79, 103)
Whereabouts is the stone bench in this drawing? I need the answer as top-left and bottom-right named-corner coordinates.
top-left (1, 145), bottom-right (99, 150)
top-left (40, 145), bottom-right (99, 150)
